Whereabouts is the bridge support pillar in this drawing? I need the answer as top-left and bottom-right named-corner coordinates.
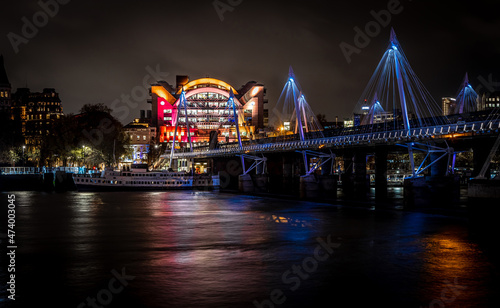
top-left (430, 151), bottom-right (448, 178)
top-left (375, 148), bottom-right (388, 200)
top-left (321, 158), bottom-right (333, 175)
top-left (238, 173), bottom-right (269, 193)
top-left (253, 174), bottom-right (269, 193)
top-left (282, 155), bottom-right (296, 194)
top-left (341, 153), bottom-right (354, 196)
top-left (239, 174), bottom-right (253, 193)
top-left (353, 150), bottom-right (369, 198)
top-left (300, 174), bottom-right (318, 199)
top-left (256, 160), bottom-right (265, 174)
top-left (472, 144), bottom-right (491, 179)
top-left (404, 145), bottom-right (459, 207)
top-left (300, 174), bottom-right (337, 199)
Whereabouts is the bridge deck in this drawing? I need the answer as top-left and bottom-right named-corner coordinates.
top-left (162, 119), bottom-right (500, 159)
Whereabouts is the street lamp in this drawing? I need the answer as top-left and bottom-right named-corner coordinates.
top-left (22, 145), bottom-right (26, 165)
top-left (82, 146), bottom-right (85, 167)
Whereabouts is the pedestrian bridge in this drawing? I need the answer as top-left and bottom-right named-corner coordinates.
top-left (165, 118), bottom-right (500, 159)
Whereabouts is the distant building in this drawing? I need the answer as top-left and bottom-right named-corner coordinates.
top-left (344, 118), bottom-right (354, 128)
top-left (12, 88), bottom-right (64, 147)
top-left (147, 76), bottom-right (268, 146)
top-left (123, 119), bottom-right (156, 164)
top-left (323, 122), bottom-right (343, 130)
top-left (371, 112), bottom-right (394, 123)
top-left (481, 91), bottom-right (500, 110)
top-left (353, 114), bottom-right (361, 127)
top-left (0, 55), bottom-right (12, 112)
top-left (322, 116), bottom-right (343, 130)
top-left (442, 97), bottom-right (456, 116)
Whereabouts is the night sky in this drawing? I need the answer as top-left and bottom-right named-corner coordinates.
top-left (1, 0), bottom-right (499, 124)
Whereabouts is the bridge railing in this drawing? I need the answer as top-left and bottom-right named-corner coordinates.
top-left (163, 118), bottom-right (500, 159)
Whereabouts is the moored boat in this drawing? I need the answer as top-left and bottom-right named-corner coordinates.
top-left (73, 165), bottom-right (219, 191)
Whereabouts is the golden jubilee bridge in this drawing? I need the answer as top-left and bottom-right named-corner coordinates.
top-left (158, 29), bottom-right (500, 200)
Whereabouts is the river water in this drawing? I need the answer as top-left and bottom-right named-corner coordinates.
top-left (0, 191), bottom-right (499, 307)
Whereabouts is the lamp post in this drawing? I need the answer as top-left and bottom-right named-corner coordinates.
top-left (82, 146), bottom-right (85, 167)
top-left (22, 145), bottom-right (26, 166)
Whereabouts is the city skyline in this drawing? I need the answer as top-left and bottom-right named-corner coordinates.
top-left (1, 0), bottom-right (499, 124)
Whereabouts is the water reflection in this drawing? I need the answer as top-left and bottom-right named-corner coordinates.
top-left (1, 191), bottom-right (498, 308)
top-left (419, 230), bottom-right (492, 307)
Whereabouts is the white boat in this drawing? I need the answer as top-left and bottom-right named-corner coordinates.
top-left (73, 165), bottom-right (219, 191)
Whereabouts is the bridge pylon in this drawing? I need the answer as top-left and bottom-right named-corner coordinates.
top-left (357, 29), bottom-right (453, 178)
top-left (168, 89), bottom-right (193, 170)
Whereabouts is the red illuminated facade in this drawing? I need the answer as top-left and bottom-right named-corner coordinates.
top-left (148, 76), bottom-right (268, 146)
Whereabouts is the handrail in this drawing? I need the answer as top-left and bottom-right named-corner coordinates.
top-left (160, 119), bottom-right (500, 159)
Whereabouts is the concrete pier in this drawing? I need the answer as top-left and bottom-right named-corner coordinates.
top-left (238, 174), bottom-right (253, 193)
top-left (375, 147), bottom-right (388, 200)
top-left (404, 148), bottom-right (459, 207)
top-left (238, 173), bottom-right (269, 193)
top-left (353, 151), bottom-right (369, 199)
top-left (468, 179), bottom-right (500, 198)
top-left (300, 174), bottom-right (337, 199)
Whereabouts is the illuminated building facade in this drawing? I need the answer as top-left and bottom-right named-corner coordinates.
top-left (481, 91), bottom-right (500, 110)
top-left (148, 76), bottom-right (268, 146)
top-left (360, 101), bottom-right (395, 125)
top-left (0, 55), bottom-right (11, 112)
top-left (123, 119), bottom-right (157, 164)
top-left (442, 97), bottom-right (457, 116)
top-left (12, 88), bottom-right (64, 146)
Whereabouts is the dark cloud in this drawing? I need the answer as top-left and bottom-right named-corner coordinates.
top-left (1, 0), bottom-right (499, 124)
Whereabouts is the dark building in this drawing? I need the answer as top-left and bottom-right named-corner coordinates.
top-left (0, 55), bottom-right (12, 112)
